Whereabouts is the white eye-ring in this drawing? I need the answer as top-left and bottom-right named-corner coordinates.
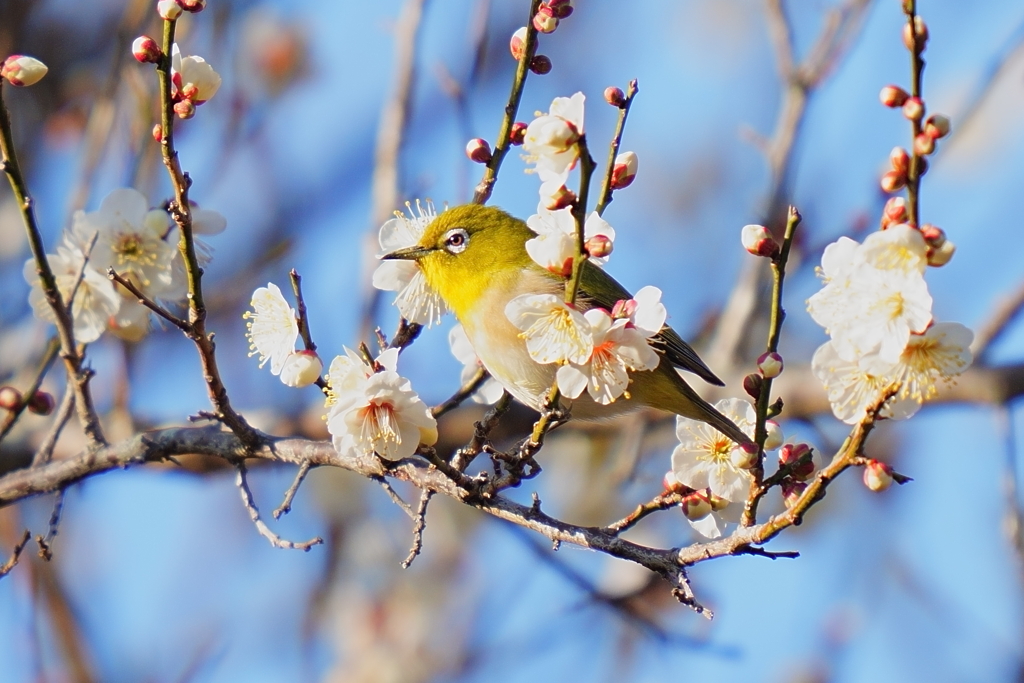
top-left (444, 228), bottom-right (469, 254)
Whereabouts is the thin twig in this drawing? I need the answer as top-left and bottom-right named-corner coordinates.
top-left (372, 474), bottom-right (417, 519)
top-left (972, 278), bottom-right (1024, 361)
top-left (0, 336), bottom-right (59, 444)
top-left (0, 529), bottom-right (31, 579)
top-left (431, 367), bottom-right (489, 418)
top-left (451, 390), bottom-right (512, 472)
top-left (32, 380), bottom-right (76, 467)
top-left (904, 0), bottom-right (925, 227)
top-left (235, 462), bottom-right (323, 551)
top-left (603, 491), bottom-right (684, 535)
top-left (595, 79), bottom-right (639, 216)
top-left (273, 460), bottom-right (314, 520)
top-left (108, 267), bottom-right (190, 332)
top-left (401, 489), bottom-right (434, 568)
top-left (288, 269), bottom-right (327, 390)
top-left (35, 489), bottom-right (65, 561)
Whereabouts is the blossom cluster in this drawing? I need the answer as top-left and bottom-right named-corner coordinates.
top-left (807, 223), bottom-right (973, 424)
top-left (23, 188), bottom-right (225, 344)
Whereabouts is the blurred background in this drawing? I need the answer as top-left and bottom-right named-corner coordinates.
top-left (1, 0), bottom-right (1024, 680)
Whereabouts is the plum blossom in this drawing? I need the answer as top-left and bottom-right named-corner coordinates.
top-left (523, 92), bottom-right (585, 180)
top-left (448, 324), bottom-right (505, 404)
top-left (525, 207), bottom-right (615, 276)
top-left (244, 283), bottom-right (299, 375)
top-left (1, 55), bottom-right (47, 86)
top-left (279, 350), bottom-right (323, 388)
top-left (505, 293), bottom-right (592, 366)
top-left (171, 44), bottom-right (222, 104)
top-left (372, 200), bottom-right (448, 326)
top-left (671, 398), bottom-right (756, 503)
top-left (325, 348), bottom-right (437, 460)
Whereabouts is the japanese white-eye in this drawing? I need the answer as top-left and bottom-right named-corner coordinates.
top-left (382, 204), bottom-right (752, 446)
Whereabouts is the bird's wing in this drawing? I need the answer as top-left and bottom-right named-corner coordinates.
top-left (577, 261), bottom-right (725, 387)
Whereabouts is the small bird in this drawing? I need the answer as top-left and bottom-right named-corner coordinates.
top-left (382, 204), bottom-right (752, 446)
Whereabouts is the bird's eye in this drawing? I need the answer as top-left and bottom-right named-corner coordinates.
top-left (444, 228), bottom-right (469, 254)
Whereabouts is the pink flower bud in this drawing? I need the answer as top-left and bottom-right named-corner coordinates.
top-left (779, 442), bottom-right (815, 481)
top-left (173, 99), bottom-right (196, 119)
top-left (509, 122), bottom-right (527, 146)
top-left (917, 156), bottom-right (929, 177)
top-left (879, 84), bottom-right (909, 108)
top-left (902, 96), bottom-right (924, 121)
top-left (533, 7), bottom-right (559, 34)
top-left (180, 83), bottom-right (200, 102)
top-left (180, 0), bottom-right (205, 12)
top-left (757, 351), bottom-right (784, 378)
top-left (863, 459), bottom-right (893, 492)
top-left (1, 55), bottom-right (48, 87)
top-left (157, 0), bottom-right (183, 20)
top-left (529, 54), bottom-right (552, 75)
top-left (880, 170), bottom-right (906, 193)
top-left (0, 386), bottom-right (22, 411)
top-left (913, 132), bottom-right (935, 156)
top-left (132, 36), bottom-right (162, 64)
top-left (881, 197), bottom-right (908, 228)
top-left (27, 391), bottom-right (55, 416)
top-left (584, 234), bottom-right (613, 259)
top-left (509, 27), bottom-right (528, 60)
top-left (743, 373), bottom-right (763, 399)
top-left (465, 138), bottom-right (492, 164)
top-left (764, 420), bottom-right (784, 451)
top-left (604, 86), bottom-right (626, 107)
top-left (543, 184), bottom-right (576, 211)
top-left (547, 0), bottom-right (574, 19)
top-left (611, 298), bottom-right (638, 320)
top-left (924, 114), bottom-right (950, 139)
top-left (731, 443), bottom-right (758, 470)
top-left (740, 224), bottom-right (780, 258)
top-left (927, 239), bottom-right (955, 267)
top-left (920, 223), bottom-right (945, 248)
top-left (681, 491), bottom-right (712, 521)
top-left (782, 480), bottom-right (807, 509)
top-left (889, 146), bottom-right (910, 174)
top-left (610, 151), bottom-right (638, 189)
top-left (902, 16), bottom-right (928, 53)
top-left (280, 350), bottom-right (323, 388)
top-left (152, 124), bottom-right (163, 142)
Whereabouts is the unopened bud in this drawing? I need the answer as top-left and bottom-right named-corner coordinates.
top-left (902, 96), bottom-right (924, 121)
top-left (764, 420), bottom-right (784, 451)
top-left (547, 0), bottom-right (574, 19)
top-left (757, 351), bottom-right (783, 378)
top-left (730, 443), bottom-right (758, 470)
top-left (1, 55), bottom-right (48, 87)
top-left (509, 122), bottom-right (527, 146)
top-left (890, 146), bottom-right (910, 175)
top-left (132, 36), bottom-right (162, 64)
top-left (880, 170), bottom-right (906, 193)
top-left (913, 132), bottom-right (935, 156)
top-left (173, 99), bottom-right (196, 119)
top-left (920, 223), bottom-right (945, 248)
top-left (584, 234), bottom-right (613, 259)
top-left (604, 86), bottom-right (626, 107)
top-left (533, 7), bottom-right (559, 34)
top-left (743, 373), bottom-right (764, 399)
top-left (782, 479), bottom-right (807, 509)
top-left (610, 151), bottom-right (638, 189)
top-left (779, 442), bottom-right (815, 481)
top-left (917, 156), bottom-right (929, 177)
top-left (543, 184), bottom-right (576, 210)
top-left (465, 138), bottom-right (492, 164)
top-left (881, 196), bottom-right (909, 228)
top-left (509, 27), bottom-right (528, 61)
top-left (902, 16), bottom-right (928, 53)
top-left (927, 239), bottom-right (955, 267)
top-left (740, 224), bottom-right (780, 258)
top-left (152, 124), bottom-right (163, 142)
top-left (180, 0), bottom-right (205, 11)
top-left (280, 350), bottom-right (323, 388)
top-left (924, 114), bottom-right (950, 139)
top-left (27, 391), bottom-right (55, 416)
top-left (879, 84), bottom-right (909, 108)
top-left (157, 0), bottom-right (183, 20)
top-left (611, 298), bottom-right (638, 320)
top-left (529, 54), bottom-right (552, 75)
top-left (0, 386), bottom-right (22, 411)
top-left (681, 490), bottom-right (712, 521)
top-left (863, 459), bottom-right (894, 492)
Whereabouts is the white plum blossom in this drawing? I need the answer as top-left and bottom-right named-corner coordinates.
top-left (23, 238), bottom-right (121, 344)
top-left (372, 200), bottom-right (448, 326)
top-left (505, 293), bottom-right (592, 366)
top-left (811, 340), bottom-right (915, 424)
top-left (858, 224), bottom-right (928, 274)
top-left (523, 92), bottom-right (585, 179)
top-left (448, 324), bottom-right (505, 404)
top-left (556, 308), bottom-right (660, 405)
top-left (280, 350), bottom-right (323, 388)
top-left (107, 298), bottom-right (152, 343)
top-left (244, 283), bottom-right (299, 375)
top-left (325, 348), bottom-right (437, 460)
top-left (171, 44), bottom-right (222, 104)
top-left (671, 398), bottom-right (756, 503)
top-left (865, 321), bottom-right (973, 409)
top-left (525, 207), bottom-right (615, 276)
top-left (616, 285), bottom-right (667, 336)
top-left (190, 204), bottom-right (227, 235)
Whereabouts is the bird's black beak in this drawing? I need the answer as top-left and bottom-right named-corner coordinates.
top-left (380, 245), bottom-right (435, 261)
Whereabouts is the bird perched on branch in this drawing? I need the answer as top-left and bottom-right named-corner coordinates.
top-left (382, 203), bottom-right (752, 447)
